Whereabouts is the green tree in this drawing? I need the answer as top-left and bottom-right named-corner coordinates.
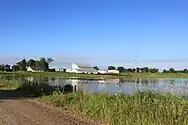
top-left (177, 70), bottom-right (183, 73)
top-left (108, 66), bottom-right (116, 70)
top-left (117, 67), bottom-right (125, 73)
top-left (93, 66), bottom-right (99, 70)
top-left (5, 64), bottom-right (11, 71)
top-left (169, 68), bottom-right (175, 73)
top-left (149, 68), bottom-right (159, 73)
top-left (163, 69), bottom-right (168, 73)
top-left (133, 68), bottom-right (136, 73)
top-left (127, 68), bottom-right (133, 73)
top-left (140, 68), bottom-right (144, 73)
top-left (17, 59), bottom-right (27, 70)
top-left (0, 64), bottom-right (4, 71)
top-left (183, 69), bottom-right (188, 73)
top-left (143, 67), bottom-right (149, 73)
top-left (38, 57), bottom-right (49, 71)
top-left (136, 67), bottom-right (140, 73)
top-left (27, 59), bottom-right (36, 67)
top-left (47, 58), bottom-right (54, 64)
top-left (0, 64), bottom-right (11, 72)
top-left (12, 65), bottom-right (19, 72)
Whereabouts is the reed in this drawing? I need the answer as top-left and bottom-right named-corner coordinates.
top-left (41, 91), bottom-right (188, 125)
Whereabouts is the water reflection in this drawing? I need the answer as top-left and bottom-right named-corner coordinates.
top-left (1, 76), bottom-right (188, 95)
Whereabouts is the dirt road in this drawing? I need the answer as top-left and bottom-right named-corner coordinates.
top-left (0, 99), bottom-right (98, 125)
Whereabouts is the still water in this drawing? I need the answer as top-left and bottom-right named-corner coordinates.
top-left (2, 75), bottom-right (188, 95)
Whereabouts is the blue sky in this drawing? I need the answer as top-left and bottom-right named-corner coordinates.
top-left (0, 0), bottom-right (188, 69)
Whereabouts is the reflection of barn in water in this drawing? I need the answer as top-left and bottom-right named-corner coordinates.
top-left (59, 78), bottom-right (121, 92)
top-left (6, 75), bottom-right (188, 95)
top-left (26, 76), bottom-right (34, 82)
top-left (44, 77), bottom-right (79, 93)
top-left (27, 78), bottom-right (122, 93)
top-left (63, 79), bottom-right (79, 92)
top-left (97, 79), bottom-right (120, 84)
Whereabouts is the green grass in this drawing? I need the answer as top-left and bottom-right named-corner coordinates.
top-left (11, 71), bottom-right (132, 79)
top-left (0, 79), bottom-right (23, 89)
top-left (40, 91), bottom-right (188, 125)
top-left (3, 71), bottom-right (188, 79)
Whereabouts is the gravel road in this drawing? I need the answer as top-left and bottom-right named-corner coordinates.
top-left (0, 99), bottom-right (98, 125)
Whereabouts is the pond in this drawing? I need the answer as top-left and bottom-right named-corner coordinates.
top-left (1, 75), bottom-right (188, 95)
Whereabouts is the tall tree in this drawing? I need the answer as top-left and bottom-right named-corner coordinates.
top-left (0, 64), bottom-right (11, 72)
top-left (143, 67), bottom-right (149, 73)
top-left (183, 69), bottom-right (188, 73)
top-left (108, 66), bottom-right (116, 70)
top-left (117, 67), bottom-right (125, 73)
top-left (169, 68), bottom-right (175, 73)
top-left (27, 59), bottom-right (36, 67)
top-left (12, 65), bottom-right (19, 72)
top-left (133, 68), bottom-right (136, 73)
top-left (4, 64), bottom-right (11, 72)
top-left (149, 68), bottom-right (159, 73)
top-left (136, 67), bottom-right (140, 73)
top-left (47, 58), bottom-right (54, 64)
top-left (163, 69), bottom-right (168, 73)
top-left (93, 66), bottom-right (99, 70)
top-left (17, 59), bottom-right (27, 70)
top-left (0, 64), bottom-right (4, 71)
top-left (127, 68), bottom-right (133, 73)
top-left (39, 57), bottom-right (49, 71)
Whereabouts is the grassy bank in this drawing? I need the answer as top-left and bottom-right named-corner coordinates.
top-left (3, 71), bottom-right (188, 79)
top-left (0, 79), bottom-right (188, 125)
top-left (40, 91), bottom-right (188, 125)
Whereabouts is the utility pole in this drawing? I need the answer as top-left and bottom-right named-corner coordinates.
top-left (134, 55), bottom-right (140, 92)
top-left (134, 55), bottom-right (138, 73)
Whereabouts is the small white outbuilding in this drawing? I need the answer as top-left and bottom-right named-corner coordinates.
top-left (107, 69), bottom-right (120, 74)
top-left (26, 66), bottom-right (44, 72)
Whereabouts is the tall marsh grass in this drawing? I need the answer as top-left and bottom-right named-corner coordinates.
top-left (0, 79), bottom-right (23, 89)
top-left (41, 91), bottom-right (188, 125)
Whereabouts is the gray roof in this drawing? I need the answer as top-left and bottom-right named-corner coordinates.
top-left (30, 66), bottom-right (44, 71)
top-left (75, 63), bottom-right (93, 68)
top-left (72, 63), bottom-right (97, 72)
top-left (78, 68), bottom-right (97, 72)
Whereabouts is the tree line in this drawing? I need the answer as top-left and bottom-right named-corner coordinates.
top-left (1, 59), bottom-right (188, 73)
top-left (0, 57), bottom-right (53, 72)
top-left (93, 66), bottom-right (188, 73)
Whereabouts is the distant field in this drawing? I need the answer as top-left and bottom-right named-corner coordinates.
top-left (40, 91), bottom-right (188, 125)
top-left (2, 71), bottom-right (188, 78)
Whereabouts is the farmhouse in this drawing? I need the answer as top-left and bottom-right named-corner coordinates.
top-left (67, 63), bottom-right (97, 74)
top-left (26, 66), bottom-right (44, 72)
top-left (98, 69), bottom-right (107, 74)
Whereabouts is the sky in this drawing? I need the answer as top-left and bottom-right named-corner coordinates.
top-left (0, 0), bottom-right (188, 69)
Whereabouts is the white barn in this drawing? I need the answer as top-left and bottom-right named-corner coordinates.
top-left (98, 70), bottom-right (107, 74)
top-left (67, 63), bottom-right (98, 74)
top-left (107, 69), bottom-right (120, 74)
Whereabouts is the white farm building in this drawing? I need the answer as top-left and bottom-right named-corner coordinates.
top-left (26, 66), bottom-right (44, 72)
top-left (67, 63), bottom-right (98, 74)
top-left (98, 70), bottom-right (107, 74)
top-left (107, 69), bottom-right (120, 74)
